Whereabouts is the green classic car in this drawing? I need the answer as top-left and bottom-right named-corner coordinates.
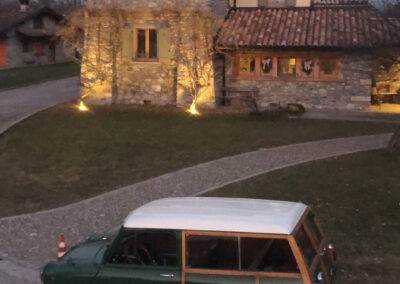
top-left (41, 197), bottom-right (336, 284)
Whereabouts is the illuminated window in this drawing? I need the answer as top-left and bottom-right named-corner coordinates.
top-left (33, 42), bottom-right (43, 56)
top-left (239, 57), bottom-right (255, 74)
top-left (319, 59), bottom-right (337, 76)
top-left (136, 29), bottom-right (157, 61)
top-left (278, 58), bottom-right (296, 76)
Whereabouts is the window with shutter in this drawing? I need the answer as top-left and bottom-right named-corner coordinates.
top-left (134, 28), bottom-right (158, 62)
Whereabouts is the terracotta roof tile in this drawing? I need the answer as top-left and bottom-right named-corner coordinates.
top-left (217, 6), bottom-right (400, 49)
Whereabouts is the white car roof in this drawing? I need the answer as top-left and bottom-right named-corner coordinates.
top-left (123, 197), bottom-right (307, 235)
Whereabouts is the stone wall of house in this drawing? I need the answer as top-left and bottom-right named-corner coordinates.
top-left (81, 1), bottom-right (217, 108)
top-left (224, 51), bottom-right (372, 110)
top-left (3, 16), bottom-right (70, 68)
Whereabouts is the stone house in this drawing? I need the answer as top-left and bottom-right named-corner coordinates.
top-left (81, 0), bottom-right (228, 108)
top-left (81, 0), bottom-right (400, 111)
top-left (0, 0), bottom-right (70, 68)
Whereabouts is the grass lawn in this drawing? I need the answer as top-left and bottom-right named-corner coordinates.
top-left (0, 103), bottom-right (397, 218)
top-left (205, 150), bottom-right (400, 284)
top-left (0, 62), bottom-right (79, 90)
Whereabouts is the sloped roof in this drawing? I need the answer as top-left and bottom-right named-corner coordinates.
top-left (124, 197), bottom-right (307, 235)
top-left (216, 6), bottom-right (400, 49)
top-left (0, 3), bottom-right (63, 35)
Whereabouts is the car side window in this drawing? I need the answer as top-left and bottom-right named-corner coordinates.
top-left (110, 231), bottom-right (177, 267)
top-left (186, 235), bottom-right (300, 274)
top-left (295, 226), bottom-right (317, 267)
top-left (305, 212), bottom-right (323, 247)
top-left (186, 235), bottom-right (239, 270)
top-left (241, 238), bottom-right (299, 273)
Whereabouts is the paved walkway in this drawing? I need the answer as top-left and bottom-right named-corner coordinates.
top-left (0, 133), bottom-right (392, 284)
top-left (0, 77), bottom-right (79, 135)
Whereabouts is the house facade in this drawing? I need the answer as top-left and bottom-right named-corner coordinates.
top-left (0, 0), bottom-right (70, 68)
top-left (81, 0), bottom-right (400, 111)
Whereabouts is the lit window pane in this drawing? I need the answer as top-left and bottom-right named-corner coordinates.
top-left (239, 57), bottom-right (255, 73)
top-left (137, 29), bottom-right (146, 58)
top-left (149, 29), bottom-right (157, 59)
top-left (320, 59), bottom-right (337, 75)
top-left (278, 58), bottom-right (296, 75)
top-left (261, 57), bottom-right (272, 74)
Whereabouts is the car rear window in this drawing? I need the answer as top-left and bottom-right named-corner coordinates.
top-left (295, 226), bottom-right (317, 267)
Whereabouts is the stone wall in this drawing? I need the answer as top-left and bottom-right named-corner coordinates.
top-left (3, 16), bottom-right (70, 68)
top-left (81, 1), bottom-right (218, 108)
top-left (224, 50), bottom-right (372, 110)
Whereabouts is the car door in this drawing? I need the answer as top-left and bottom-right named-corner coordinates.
top-left (92, 229), bottom-right (181, 284)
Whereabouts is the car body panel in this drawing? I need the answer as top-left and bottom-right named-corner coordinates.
top-left (92, 264), bottom-right (181, 284)
top-left (185, 273), bottom-right (254, 284)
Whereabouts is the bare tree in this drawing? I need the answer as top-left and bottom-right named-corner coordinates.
top-left (57, 4), bottom-right (125, 106)
top-left (174, 7), bottom-right (219, 114)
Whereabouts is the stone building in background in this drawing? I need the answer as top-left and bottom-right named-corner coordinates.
top-left (81, 0), bottom-right (400, 111)
top-left (0, 0), bottom-right (70, 68)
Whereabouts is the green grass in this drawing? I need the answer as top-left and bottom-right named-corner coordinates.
top-left (0, 62), bottom-right (79, 90)
top-left (0, 103), bottom-right (397, 218)
top-left (205, 151), bottom-right (400, 283)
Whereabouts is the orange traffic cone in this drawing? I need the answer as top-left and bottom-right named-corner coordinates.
top-left (57, 234), bottom-right (66, 260)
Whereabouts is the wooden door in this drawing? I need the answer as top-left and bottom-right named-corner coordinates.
top-left (0, 38), bottom-right (7, 67)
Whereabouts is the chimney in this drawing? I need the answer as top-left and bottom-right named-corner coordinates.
top-left (19, 0), bottom-right (30, 12)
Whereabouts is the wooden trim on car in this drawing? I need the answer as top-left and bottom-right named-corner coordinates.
top-left (184, 268), bottom-right (301, 279)
top-left (303, 216), bottom-right (330, 284)
top-left (181, 231), bottom-right (186, 284)
top-left (288, 236), bottom-right (311, 284)
top-left (184, 230), bottom-right (289, 239)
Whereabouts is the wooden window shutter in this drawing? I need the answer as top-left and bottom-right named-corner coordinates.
top-left (157, 28), bottom-right (170, 64)
top-left (120, 28), bottom-right (133, 61)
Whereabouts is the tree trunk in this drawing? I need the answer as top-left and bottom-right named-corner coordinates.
top-left (387, 126), bottom-right (400, 153)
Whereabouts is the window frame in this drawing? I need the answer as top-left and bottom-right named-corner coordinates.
top-left (278, 57), bottom-right (297, 77)
top-left (318, 57), bottom-right (340, 79)
top-left (134, 28), bottom-right (158, 62)
top-left (182, 230), bottom-right (303, 280)
top-left (233, 53), bottom-right (343, 82)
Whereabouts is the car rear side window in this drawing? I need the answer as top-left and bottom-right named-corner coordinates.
top-left (295, 226), bottom-right (317, 267)
top-left (305, 212), bottom-right (323, 247)
top-left (186, 235), bottom-right (239, 270)
top-left (110, 231), bottom-right (177, 266)
top-left (187, 235), bottom-right (300, 274)
top-left (241, 237), bottom-right (299, 273)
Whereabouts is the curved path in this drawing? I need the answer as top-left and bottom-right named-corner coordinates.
top-left (0, 77), bottom-right (79, 135)
top-left (0, 133), bottom-right (392, 282)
